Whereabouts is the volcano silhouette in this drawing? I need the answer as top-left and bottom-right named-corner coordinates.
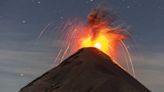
top-left (19, 47), bottom-right (150, 92)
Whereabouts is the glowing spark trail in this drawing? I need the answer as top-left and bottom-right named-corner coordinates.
top-left (38, 23), bottom-right (50, 39)
top-left (54, 49), bottom-right (62, 66)
top-left (121, 40), bottom-right (135, 77)
top-left (60, 43), bottom-right (70, 64)
top-left (120, 42), bottom-right (130, 73)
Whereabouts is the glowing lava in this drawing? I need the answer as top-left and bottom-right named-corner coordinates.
top-left (94, 42), bottom-right (102, 49)
top-left (79, 25), bottom-right (127, 58)
top-left (81, 34), bottom-right (109, 54)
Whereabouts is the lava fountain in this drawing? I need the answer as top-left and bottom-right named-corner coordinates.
top-left (54, 7), bottom-right (135, 76)
top-left (78, 7), bottom-right (128, 60)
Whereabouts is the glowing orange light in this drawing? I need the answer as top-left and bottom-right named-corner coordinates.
top-left (81, 34), bottom-right (110, 55)
top-left (57, 8), bottom-right (135, 76)
top-left (94, 42), bottom-right (101, 49)
top-left (80, 26), bottom-right (126, 58)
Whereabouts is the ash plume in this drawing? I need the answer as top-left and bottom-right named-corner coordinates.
top-left (87, 6), bottom-right (116, 27)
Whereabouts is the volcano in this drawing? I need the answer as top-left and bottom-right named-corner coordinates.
top-left (19, 47), bottom-right (150, 92)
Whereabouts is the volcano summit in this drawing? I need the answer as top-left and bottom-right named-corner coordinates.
top-left (19, 47), bottom-right (150, 92)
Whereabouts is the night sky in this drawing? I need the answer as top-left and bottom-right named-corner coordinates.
top-left (0, 0), bottom-right (164, 92)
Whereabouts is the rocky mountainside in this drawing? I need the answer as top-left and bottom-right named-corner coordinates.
top-left (19, 47), bottom-right (150, 92)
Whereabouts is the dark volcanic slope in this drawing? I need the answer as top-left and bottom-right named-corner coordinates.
top-left (20, 47), bottom-right (151, 92)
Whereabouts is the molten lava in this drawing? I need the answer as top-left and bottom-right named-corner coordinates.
top-left (70, 7), bottom-right (127, 59)
top-left (80, 25), bottom-right (127, 58)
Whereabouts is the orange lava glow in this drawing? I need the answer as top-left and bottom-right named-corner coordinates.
top-left (81, 34), bottom-right (110, 54)
top-left (79, 25), bottom-right (127, 58)
top-left (56, 7), bottom-right (135, 76)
